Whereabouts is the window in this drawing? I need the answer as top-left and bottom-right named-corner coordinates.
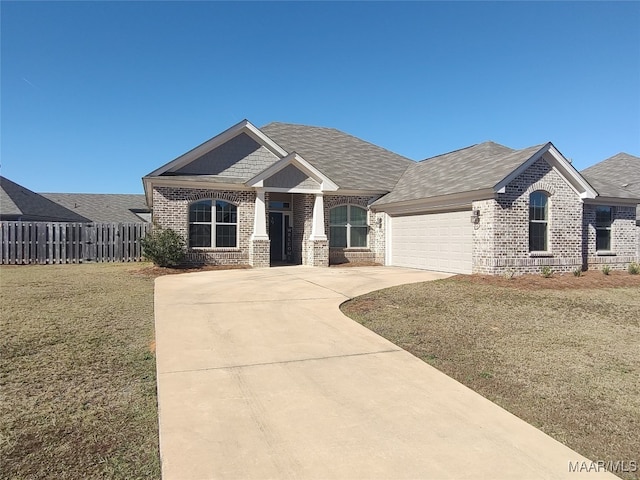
top-left (595, 206), bottom-right (613, 251)
top-left (188, 200), bottom-right (237, 248)
top-left (529, 191), bottom-right (548, 252)
top-left (329, 205), bottom-right (368, 248)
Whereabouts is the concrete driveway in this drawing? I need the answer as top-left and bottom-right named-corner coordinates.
top-left (155, 266), bottom-right (612, 480)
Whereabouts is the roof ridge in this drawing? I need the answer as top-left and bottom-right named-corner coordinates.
top-left (419, 141), bottom-right (513, 163)
top-left (262, 122), bottom-right (414, 163)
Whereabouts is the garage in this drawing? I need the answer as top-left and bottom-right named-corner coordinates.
top-left (390, 210), bottom-right (473, 274)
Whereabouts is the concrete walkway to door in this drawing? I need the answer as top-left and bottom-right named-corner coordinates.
top-left (154, 266), bottom-right (613, 480)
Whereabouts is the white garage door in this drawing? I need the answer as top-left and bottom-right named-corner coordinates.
top-left (390, 210), bottom-right (472, 274)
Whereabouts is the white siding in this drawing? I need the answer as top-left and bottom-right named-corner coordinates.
top-left (390, 210), bottom-right (472, 274)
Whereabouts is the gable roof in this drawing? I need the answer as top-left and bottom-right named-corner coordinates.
top-left (373, 142), bottom-right (539, 206)
top-left (41, 193), bottom-right (150, 223)
top-left (261, 122), bottom-right (414, 191)
top-left (581, 152), bottom-right (640, 221)
top-left (0, 176), bottom-right (91, 222)
top-left (581, 152), bottom-right (640, 200)
top-left (373, 141), bottom-right (597, 209)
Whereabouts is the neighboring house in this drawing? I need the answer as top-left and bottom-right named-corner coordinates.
top-left (41, 193), bottom-right (151, 223)
top-left (0, 176), bottom-right (150, 224)
top-left (143, 119), bottom-right (640, 274)
top-left (581, 152), bottom-right (640, 262)
top-left (0, 176), bottom-right (90, 222)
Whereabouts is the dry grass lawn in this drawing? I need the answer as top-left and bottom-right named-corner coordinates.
top-left (342, 272), bottom-right (640, 480)
top-left (0, 263), bottom-right (160, 479)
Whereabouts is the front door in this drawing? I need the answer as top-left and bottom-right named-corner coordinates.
top-left (269, 212), bottom-right (283, 262)
top-left (269, 212), bottom-right (291, 263)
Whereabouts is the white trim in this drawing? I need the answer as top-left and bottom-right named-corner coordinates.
top-left (310, 193), bottom-right (327, 241)
top-left (247, 152), bottom-right (339, 192)
top-left (384, 212), bottom-right (392, 266)
top-left (494, 143), bottom-right (598, 199)
top-left (251, 189), bottom-right (269, 241)
top-left (146, 119), bottom-right (288, 177)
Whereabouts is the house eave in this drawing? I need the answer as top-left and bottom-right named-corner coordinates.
top-left (143, 175), bottom-right (253, 207)
top-left (583, 196), bottom-right (640, 207)
top-left (372, 188), bottom-right (494, 215)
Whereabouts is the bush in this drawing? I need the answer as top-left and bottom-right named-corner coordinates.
top-left (602, 265), bottom-right (611, 275)
top-left (573, 268), bottom-right (582, 277)
top-left (628, 262), bottom-right (640, 275)
top-left (541, 266), bottom-right (553, 278)
top-left (141, 226), bottom-right (186, 267)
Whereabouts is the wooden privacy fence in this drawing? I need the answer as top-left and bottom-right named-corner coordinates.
top-left (1, 222), bottom-right (152, 265)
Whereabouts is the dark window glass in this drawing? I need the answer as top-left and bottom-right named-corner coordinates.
top-left (529, 222), bottom-right (547, 252)
top-left (216, 225), bottom-right (237, 248)
top-left (350, 226), bottom-right (368, 247)
top-left (189, 200), bottom-right (212, 223)
top-left (595, 206), bottom-right (613, 251)
top-left (529, 192), bottom-right (548, 221)
top-left (216, 201), bottom-right (237, 224)
top-left (189, 200), bottom-right (237, 248)
top-left (189, 224), bottom-right (211, 248)
top-left (596, 229), bottom-right (611, 251)
top-left (529, 192), bottom-right (548, 251)
top-left (330, 226), bottom-right (347, 248)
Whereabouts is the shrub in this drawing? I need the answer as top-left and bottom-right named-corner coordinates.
top-left (541, 266), bottom-right (553, 278)
top-left (503, 269), bottom-right (515, 280)
top-left (141, 226), bottom-right (186, 267)
top-left (628, 262), bottom-right (640, 275)
top-left (602, 265), bottom-right (611, 276)
top-left (573, 268), bottom-right (582, 277)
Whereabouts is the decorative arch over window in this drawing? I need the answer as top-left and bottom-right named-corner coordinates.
top-left (189, 199), bottom-right (238, 248)
top-left (529, 191), bottom-right (549, 252)
top-left (329, 205), bottom-right (368, 248)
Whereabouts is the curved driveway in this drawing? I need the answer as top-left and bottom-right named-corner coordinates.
top-left (155, 266), bottom-right (612, 480)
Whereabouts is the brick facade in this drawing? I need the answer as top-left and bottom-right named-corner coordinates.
top-left (152, 186), bottom-right (255, 266)
top-left (472, 156), bottom-right (584, 275)
top-left (324, 194), bottom-right (384, 265)
top-left (152, 171), bottom-right (637, 273)
top-left (583, 204), bottom-right (638, 271)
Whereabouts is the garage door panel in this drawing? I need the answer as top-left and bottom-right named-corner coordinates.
top-left (391, 211), bottom-right (472, 274)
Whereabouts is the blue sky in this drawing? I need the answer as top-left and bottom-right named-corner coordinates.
top-left (2, 1), bottom-right (639, 194)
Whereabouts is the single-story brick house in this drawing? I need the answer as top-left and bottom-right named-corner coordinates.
top-left (143, 120), bottom-right (640, 275)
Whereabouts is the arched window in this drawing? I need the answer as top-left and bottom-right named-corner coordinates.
top-left (529, 191), bottom-right (548, 251)
top-left (329, 205), bottom-right (368, 248)
top-left (189, 200), bottom-right (237, 248)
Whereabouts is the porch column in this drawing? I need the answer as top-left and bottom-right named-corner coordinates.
top-left (309, 193), bottom-right (327, 241)
top-left (250, 188), bottom-right (270, 268)
top-left (251, 188), bottom-right (269, 240)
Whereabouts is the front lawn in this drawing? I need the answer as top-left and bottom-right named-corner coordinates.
top-left (341, 272), bottom-right (640, 480)
top-left (0, 263), bottom-right (160, 479)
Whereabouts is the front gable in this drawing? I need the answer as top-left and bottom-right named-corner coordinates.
top-left (247, 152), bottom-right (338, 193)
top-left (146, 119), bottom-right (288, 177)
top-left (172, 133), bottom-right (279, 179)
top-left (494, 143), bottom-right (597, 199)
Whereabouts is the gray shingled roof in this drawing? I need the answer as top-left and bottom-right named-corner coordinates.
top-left (0, 176), bottom-right (91, 222)
top-left (41, 193), bottom-right (150, 223)
top-left (374, 142), bottom-right (544, 206)
top-left (261, 122), bottom-right (414, 191)
top-left (581, 153), bottom-right (640, 199)
top-left (581, 152), bottom-right (640, 221)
